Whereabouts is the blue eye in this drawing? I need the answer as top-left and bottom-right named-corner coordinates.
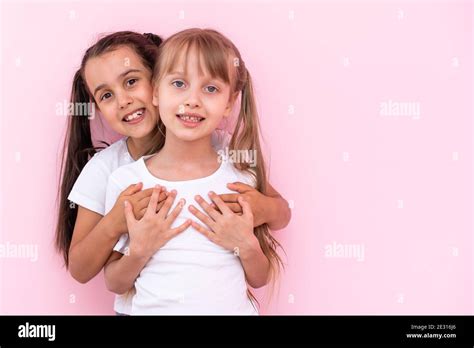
top-left (100, 92), bottom-right (112, 101)
top-left (205, 86), bottom-right (218, 93)
top-left (172, 80), bottom-right (185, 88)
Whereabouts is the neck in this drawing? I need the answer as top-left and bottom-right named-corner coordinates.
top-left (157, 132), bottom-right (217, 165)
top-left (126, 132), bottom-right (155, 160)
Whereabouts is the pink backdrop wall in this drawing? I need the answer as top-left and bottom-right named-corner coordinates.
top-left (0, 0), bottom-right (472, 314)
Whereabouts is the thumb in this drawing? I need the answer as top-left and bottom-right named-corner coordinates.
top-left (124, 182), bottom-right (143, 195)
top-left (238, 196), bottom-right (253, 218)
top-left (227, 181), bottom-right (253, 193)
top-left (123, 200), bottom-right (137, 226)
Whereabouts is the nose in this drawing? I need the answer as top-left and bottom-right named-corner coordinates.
top-left (117, 91), bottom-right (133, 109)
top-left (184, 88), bottom-right (201, 109)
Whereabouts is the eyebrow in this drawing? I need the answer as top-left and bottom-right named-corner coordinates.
top-left (167, 71), bottom-right (224, 83)
top-left (168, 71), bottom-right (185, 76)
top-left (93, 69), bottom-right (142, 98)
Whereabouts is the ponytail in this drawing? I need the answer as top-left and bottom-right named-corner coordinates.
top-left (230, 69), bottom-right (286, 309)
top-left (55, 70), bottom-right (100, 266)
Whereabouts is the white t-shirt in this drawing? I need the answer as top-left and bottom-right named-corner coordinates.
top-left (67, 130), bottom-right (231, 314)
top-left (68, 130), bottom-right (231, 215)
top-left (105, 155), bottom-right (259, 315)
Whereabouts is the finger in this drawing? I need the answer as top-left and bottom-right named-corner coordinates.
top-left (137, 197), bottom-right (151, 212)
top-left (226, 202), bottom-right (242, 214)
top-left (165, 198), bottom-right (186, 224)
top-left (137, 191), bottom-right (166, 209)
top-left (188, 205), bottom-right (217, 230)
top-left (145, 185), bottom-right (161, 216)
top-left (122, 182), bottom-right (143, 195)
top-left (137, 208), bottom-right (146, 220)
top-left (123, 200), bottom-right (137, 226)
top-left (238, 196), bottom-right (253, 218)
top-left (226, 182), bottom-right (253, 193)
top-left (134, 187), bottom-right (154, 200)
top-left (169, 219), bottom-right (192, 237)
top-left (157, 190), bottom-right (177, 219)
top-left (194, 195), bottom-right (221, 221)
top-left (157, 191), bottom-right (168, 203)
top-left (218, 193), bottom-right (239, 203)
top-left (191, 221), bottom-right (217, 242)
top-left (155, 200), bottom-right (165, 213)
top-left (208, 191), bottom-right (232, 215)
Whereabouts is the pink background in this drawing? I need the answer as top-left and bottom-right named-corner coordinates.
top-left (0, 0), bottom-right (472, 314)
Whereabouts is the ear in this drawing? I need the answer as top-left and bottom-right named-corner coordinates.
top-left (223, 92), bottom-right (239, 117)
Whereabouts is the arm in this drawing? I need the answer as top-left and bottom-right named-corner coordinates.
top-left (103, 250), bottom-right (151, 295)
top-left (260, 182), bottom-right (292, 230)
top-left (239, 238), bottom-right (271, 289)
top-left (68, 207), bottom-right (123, 284)
top-left (69, 183), bottom-right (161, 283)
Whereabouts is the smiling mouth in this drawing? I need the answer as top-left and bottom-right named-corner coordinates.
top-left (176, 113), bottom-right (205, 123)
top-left (123, 108), bottom-right (145, 122)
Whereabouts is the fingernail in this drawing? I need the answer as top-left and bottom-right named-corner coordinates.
top-left (209, 191), bottom-right (215, 196)
top-left (188, 205), bottom-right (195, 211)
top-left (195, 195), bottom-right (202, 202)
top-left (124, 200), bottom-right (129, 207)
top-left (155, 184), bottom-right (160, 189)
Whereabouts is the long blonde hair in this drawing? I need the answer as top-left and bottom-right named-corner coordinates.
top-left (152, 28), bottom-right (285, 308)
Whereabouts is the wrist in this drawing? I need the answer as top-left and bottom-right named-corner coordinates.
top-left (103, 211), bottom-right (126, 238)
top-left (238, 236), bottom-right (261, 261)
top-left (128, 242), bottom-right (153, 261)
top-left (258, 196), bottom-right (276, 227)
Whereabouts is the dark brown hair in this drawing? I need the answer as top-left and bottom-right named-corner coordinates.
top-left (55, 31), bottom-right (162, 267)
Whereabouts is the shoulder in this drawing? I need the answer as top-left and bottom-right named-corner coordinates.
top-left (91, 137), bottom-right (130, 170)
top-left (221, 160), bottom-right (257, 188)
top-left (108, 156), bottom-right (146, 188)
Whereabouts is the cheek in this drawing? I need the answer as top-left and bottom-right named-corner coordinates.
top-left (137, 85), bottom-right (154, 103)
top-left (157, 89), bottom-right (177, 110)
top-left (98, 105), bottom-right (118, 124)
top-left (208, 96), bottom-right (229, 113)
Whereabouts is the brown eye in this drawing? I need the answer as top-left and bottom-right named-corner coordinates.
top-left (100, 92), bottom-right (112, 101)
top-left (127, 78), bottom-right (138, 87)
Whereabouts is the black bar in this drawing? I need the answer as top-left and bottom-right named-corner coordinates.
top-left (0, 315), bottom-right (472, 346)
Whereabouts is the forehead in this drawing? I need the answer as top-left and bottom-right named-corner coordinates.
top-left (84, 46), bottom-right (148, 88)
top-left (163, 44), bottom-right (232, 82)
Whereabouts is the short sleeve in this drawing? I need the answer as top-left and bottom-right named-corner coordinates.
top-left (113, 233), bottom-right (130, 254)
top-left (68, 155), bottom-right (111, 215)
top-left (105, 174), bottom-right (130, 254)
